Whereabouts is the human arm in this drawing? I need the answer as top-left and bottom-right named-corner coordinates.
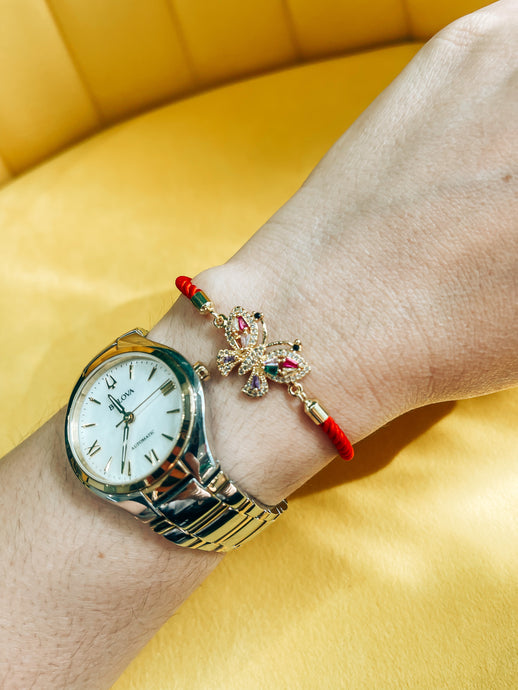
top-left (1, 1), bottom-right (517, 687)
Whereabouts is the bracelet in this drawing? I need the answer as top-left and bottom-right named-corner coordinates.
top-left (175, 276), bottom-right (354, 461)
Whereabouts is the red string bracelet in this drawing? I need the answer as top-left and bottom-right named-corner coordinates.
top-left (175, 276), bottom-right (354, 461)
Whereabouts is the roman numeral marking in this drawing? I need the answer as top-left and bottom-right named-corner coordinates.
top-left (105, 375), bottom-right (117, 390)
top-left (87, 439), bottom-right (101, 457)
top-left (160, 379), bottom-right (175, 396)
top-left (162, 433), bottom-right (174, 441)
top-left (82, 423), bottom-right (96, 428)
top-left (121, 458), bottom-right (132, 477)
top-left (148, 366), bottom-right (157, 381)
top-left (129, 363), bottom-right (133, 379)
top-left (167, 408), bottom-right (180, 414)
top-left (144, 448), bottom-right (159, 464)
top-left (104, 457), bottom-right (113, 473)
top-left (89, 397), bottom-right (101, 405)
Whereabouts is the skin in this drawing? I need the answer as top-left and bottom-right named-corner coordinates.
top-left (0, 1), bottom-right (516, 687)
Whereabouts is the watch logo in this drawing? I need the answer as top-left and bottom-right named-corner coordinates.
top-left (108, 389), bottom-right (135, 411)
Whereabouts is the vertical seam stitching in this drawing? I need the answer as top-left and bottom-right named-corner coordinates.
top-left (280, 0), bottom-right (303, 62)
top-left (0, 153), bottom-right (13, 180)
top-left (163, 0), bottom-right (200, 89)
top-left (399, 0), bottom-right (415, 40)
top-left (43, 0), bottom-right (104, 124)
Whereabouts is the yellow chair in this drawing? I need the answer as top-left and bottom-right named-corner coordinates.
top-left (1, 2), bottom-right (516, 688)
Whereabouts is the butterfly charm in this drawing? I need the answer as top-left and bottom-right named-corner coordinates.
top-left (216, 306), bottom-right (310, 397)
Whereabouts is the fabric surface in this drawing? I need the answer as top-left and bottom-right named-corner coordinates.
top-left (0, 0), bottom-right (489, 182)
top-left (1, 42), bottom-right (516, 689)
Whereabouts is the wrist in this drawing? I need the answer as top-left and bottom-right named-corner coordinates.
top-left (150, 256), bottom-right (404, 505)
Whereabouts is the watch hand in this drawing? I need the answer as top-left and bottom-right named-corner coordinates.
top-left (131, 384), bottom-right (164, 414)
top-left (108, 394), bottom-right (126, 416)
top-left (121, 422), bottom-right (129, 474)
top-left (115, 382), bottom-right (165, 427)
top-left (115, 380), bottom-right (170, 428)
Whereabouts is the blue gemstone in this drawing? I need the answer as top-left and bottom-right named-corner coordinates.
top-left (224, 355), bottom-right (235, 363)
top-left (252, 375), bottom-right (260, 389)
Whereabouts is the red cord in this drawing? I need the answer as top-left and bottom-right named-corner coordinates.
top-left (322, 416), bottom-right (354, 461)
top-left (175, 276), bottom-right (199, 300)
top-left (175, 275), bottom-right (354, 461)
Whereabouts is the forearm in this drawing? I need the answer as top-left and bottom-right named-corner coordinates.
top-left (1, 141), bottom-right (514, 689)
top-left (0, 221), bottom-right (390, 689)
top-left (0, 407), bottom-right (222, 688)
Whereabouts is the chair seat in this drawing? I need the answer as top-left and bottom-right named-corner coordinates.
top-left (1, 42), bottom-right (516, 689)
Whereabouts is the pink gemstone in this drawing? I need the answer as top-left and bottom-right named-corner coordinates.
top-left (281, 357), bottom-right (299, 369)
top-left (237, 315), bottom-right (247, 331)
top-left (240, 331), bottom-right (251, 347)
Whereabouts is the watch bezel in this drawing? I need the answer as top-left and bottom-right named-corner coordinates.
top-left (65, 340), bottom-right (196, 498)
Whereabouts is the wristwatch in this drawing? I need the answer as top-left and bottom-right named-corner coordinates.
top-left (64, 328), bottom-right (287, 552)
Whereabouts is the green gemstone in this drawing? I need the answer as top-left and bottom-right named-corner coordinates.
top-left (264, 363), bottom-right (278, 377)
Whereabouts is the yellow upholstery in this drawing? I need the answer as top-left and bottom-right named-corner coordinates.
top-left (2, 2), bottom-right (517, 689)
top-left (0, 0), bottom-right (492, 182)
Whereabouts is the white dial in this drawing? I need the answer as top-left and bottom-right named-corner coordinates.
top-left (69, 353), bottom-right (184, 485)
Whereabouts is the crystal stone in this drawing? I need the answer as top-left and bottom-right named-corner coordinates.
top-left (264, 362), bottom-right (278, 376)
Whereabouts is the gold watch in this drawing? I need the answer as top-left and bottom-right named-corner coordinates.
top-left (64, 329), bottom-right (287, 552)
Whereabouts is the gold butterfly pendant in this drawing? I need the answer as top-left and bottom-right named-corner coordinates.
top-left (216, 306), bottom-right (310, 397)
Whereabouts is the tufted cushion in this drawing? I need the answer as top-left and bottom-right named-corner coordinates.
top-left (1, 38), bottom-right (516, 688)
top-left (0, 0), bottom-right (489, 181)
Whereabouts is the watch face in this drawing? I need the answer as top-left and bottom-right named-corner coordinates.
top-left (67, 352), bottom-right (189, 489)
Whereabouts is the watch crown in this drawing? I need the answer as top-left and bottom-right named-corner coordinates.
top-left (193, 361), bottom-right (210, 382)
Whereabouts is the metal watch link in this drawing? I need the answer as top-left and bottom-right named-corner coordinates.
top-left (64, 329), bottom-right (287, 552)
